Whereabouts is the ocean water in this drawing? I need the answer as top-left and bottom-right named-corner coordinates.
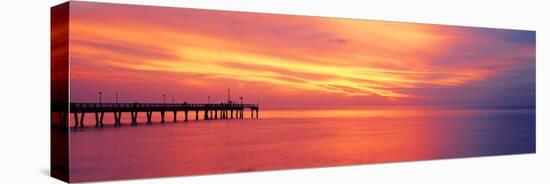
top-left (68, 108), bottom-right (535, 182)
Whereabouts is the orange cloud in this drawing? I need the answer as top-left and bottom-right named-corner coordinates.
top-left (67, 2), bottom-right (535, 108)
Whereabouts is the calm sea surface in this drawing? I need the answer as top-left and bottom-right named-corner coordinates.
top-left (69, 108), bottom-right (535, 182)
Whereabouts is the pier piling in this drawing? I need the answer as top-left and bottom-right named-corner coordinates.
top-left (94, 111), bottom-right (104, 127)
top-left (146, 111), bottom-right (152, 124)
top-left (184, 110), bottom-right (188, 121)
top-left (160, 111), bottom-right (165, 123)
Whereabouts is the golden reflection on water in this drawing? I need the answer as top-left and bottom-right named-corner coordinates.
top-left (69, 108), bottom-right (535, 182)
top-left (260, 107), bottom-right (492, 119)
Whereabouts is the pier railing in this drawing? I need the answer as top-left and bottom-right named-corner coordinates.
top-left (70, 103), bottom-right (259, 112)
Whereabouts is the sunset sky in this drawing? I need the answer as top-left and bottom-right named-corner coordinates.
top-left (68, 2), bottom-right (535, 109)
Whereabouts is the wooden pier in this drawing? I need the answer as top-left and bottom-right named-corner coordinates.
top-left (56, 103), bottom-right (259, 128)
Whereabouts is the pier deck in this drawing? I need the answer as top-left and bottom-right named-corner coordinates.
top-left (53, 103), bottom-right (259, 128)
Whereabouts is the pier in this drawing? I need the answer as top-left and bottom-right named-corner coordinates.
top-left (56, 103), bottom-right (259, 128)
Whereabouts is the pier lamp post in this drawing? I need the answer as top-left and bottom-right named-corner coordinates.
top-left (115, 93), bottom-right (118, 104)
top-left (227, 88), bottom-right (231, 104)
top-left (240, 96), bottom-right (243, 105)
top-left (99, 91), bottom-right (102, 104)
top-left (163, 94), bottom-right (166, 105)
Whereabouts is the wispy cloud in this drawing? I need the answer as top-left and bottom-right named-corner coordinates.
top-left (68, 2), bottom-right (535, 108)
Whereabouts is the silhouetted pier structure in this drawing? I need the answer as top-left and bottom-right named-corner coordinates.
top-left (65, 103), bottom-right (259, 128)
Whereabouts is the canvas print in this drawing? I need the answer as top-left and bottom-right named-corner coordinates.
top-left (51, 1), bottom-right (536, 183)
